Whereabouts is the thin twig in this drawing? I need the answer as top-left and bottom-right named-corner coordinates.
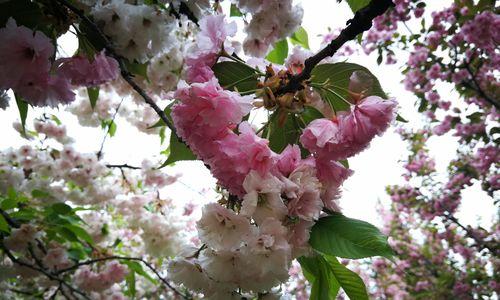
top-left (97, 98), bottom-right (124, 159)
top-left (56, 255), bottom-right (191, 299)
top-left (276, 0), bottom-right (394, 95)
top-left (1, 243), bottom-right (91, 300)
top-left (105, 163), bottom-right (141, 170)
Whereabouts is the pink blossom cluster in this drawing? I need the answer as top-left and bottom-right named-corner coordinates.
top-left (0, 18), bottom-right (119, 107)
top-left (185, 15), bottom-right (236, 83)
top-left (57, 51), bottom-right (119, 87)
top-left (461, 11), bottom-right (500, 54)
top-left (169, 16), bottom-right (398, 295)
top-left (404, 149), bottom-right (436, 175)
top-left (74, 261), bottom-right (128, 292)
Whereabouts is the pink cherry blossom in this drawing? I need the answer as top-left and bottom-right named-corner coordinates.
top-left (0, 18), bottom-right (53, 90)
top-left (58, 51), bottom-right (119, 87)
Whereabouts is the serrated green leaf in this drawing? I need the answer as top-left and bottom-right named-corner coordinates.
top-left (64, 224), bottom-right (94, 244)
top-left (311, 63), bottom-right (387, 112)
top-left (212, 61), bottom-right (259, 93)
top-left (230, 4), bottom-right (243, 17)
top-left (266, 39), bottom-right (289, 65)
top-left (160, 133), bottom-right (196, 168)
top-left (51, 203), bottom-right (72, 215)
top-left (31, 189), bottom-right (51, 199)
top-left (265, 110), bottom-right (301, 153)
top-left (298, 255), bottom-right (340, 300)
top-left (290, 27), bottom-right (310, 49)
top-left (324, 255), bottom-right (369, 300)
top-left (0, 213), bottom-right (10, 233)
top-left (122, 261), bottom-right (157, 284)
top-left (310, 212), bottom-right (394, 259)
top-left (15, 95), bottom-right (28, 135)
top-left (126, 270), bottom-right (136, 297)
top-left (87, 87), bottom-right (99, 109)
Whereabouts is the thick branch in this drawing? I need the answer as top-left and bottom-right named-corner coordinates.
top-left (51, 0), bottom-right (177, 135)
top-left (277, 0), bottom-right (394, 95)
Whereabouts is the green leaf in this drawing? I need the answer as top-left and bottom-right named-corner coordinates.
top-left (0, 213), bottom-right (10, 233)
top-left (290, 27), bottom-right (310, 49)
top-left (345, 0), bottom-right (370, 13)
top-left (15, 95), bottom-right (28, 135)
top-left (324, 255), bottom-right (369, 300)
top-left (230, 4), bottom-right (243, 17)
top-left (124, 61), bottom-right (149, 80)
top-left (126, 270), bottom-right (136, 298)
top-left (212, 61), bottom-right (259, 93)
top-left (57, 227), bottom-right (79, 242)
top-left (31, 189), bottom-right (51, 199)
top-left (87, 87), bottom-right (99, 109)
top-left (396, 114), bottom-right (408, 123)
top-left (51, 203), bottom-right (72, 215)
top-left (310, 212), bottom-right (394, 259)
top-left (266, 39), bottom-right (289, 65)
top-left (301, 106), bottom-right (324, 125)
top-left (311, 63), bottom-right (387, 112)
top-left (108, 120), bottom-right (117, 137)
top-left (64, 224), bottom-right (94, 244)
top-left (160, 132), bottom-right (196, 167)
top-left (298, 255), bottom-right (340, 300)
top-left (265, 110), bottom-right (301, 153)
top-left (122, 261), bottom-right (157, 284)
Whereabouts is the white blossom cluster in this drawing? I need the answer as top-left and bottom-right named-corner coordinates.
top-left (91, 0), bottom-right (177, 62)
top-left (233, 0), bottom-right (304, 57)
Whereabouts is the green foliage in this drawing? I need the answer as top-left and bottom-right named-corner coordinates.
top-left (122, 260), bottom-right (157, 284)
top-left (299, 254), bottom-right (341, 300)
top-left (212, 61), bottom-right (259, 93)
top-left (15, 95), bottom-right (28, 135)
top-left (160, 132), bottom-right (196, 167)
top-left (87, 87), bottom-right (100, 109)
top-left (299, 253), bottom-right (369, 300)
top-left (230, 4), bottom-right (243, 17)
top-left (309, 212), bottom-right (394, 259)
top-left (0, 214), bottom-right (9, 233)
top-left (290, 27), bottom-right (310, 49)
top-left (323, 255), bottom-right (369, 300)
top-left (266, 39), bottom-right (289, 65)
top-left (345, 0), bottom-right (370, 13)
top-left (0, 0), bottom-right (43, 29)
top-left (124, 61), bottom-right (149, 80)
top-left (311, 63), bottom-right (387, 112)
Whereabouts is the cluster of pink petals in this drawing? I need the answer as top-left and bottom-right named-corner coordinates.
top-left (0, 18), bottom-right (74, 107)
top-left (57, 51), bottom-right (119, 87)
top-left (300, 96), bottom-right (397, 161)
top-left (185, 15), bottom-right (236, 83)
top-left (0, 18), bottom-right (119, 107)
top-left (74, 261), bottom-right (127, 292)
top-left (172, 78), bottom-right (268, 196)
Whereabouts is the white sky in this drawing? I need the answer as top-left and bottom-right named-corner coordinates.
top-left (0, 0), bottom-right (495, 229)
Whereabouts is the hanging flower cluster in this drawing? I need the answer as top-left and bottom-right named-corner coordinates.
top-left (167, 13), bottom-right (398, 297)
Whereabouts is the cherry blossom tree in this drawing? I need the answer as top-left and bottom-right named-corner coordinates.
top-left (2, 0), bottom-right (496, 299)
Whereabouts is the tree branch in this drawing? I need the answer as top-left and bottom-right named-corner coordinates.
top-left (56, 255), bottom-right (191, 299)
top-left (277, 0), bottom-right (395, 95)
top-left (105, 163), bottom-right (141, 170)
top-left (50, 0), bottom-right (177, 135)
top-left (462, 64), bottom-right (500, 110)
